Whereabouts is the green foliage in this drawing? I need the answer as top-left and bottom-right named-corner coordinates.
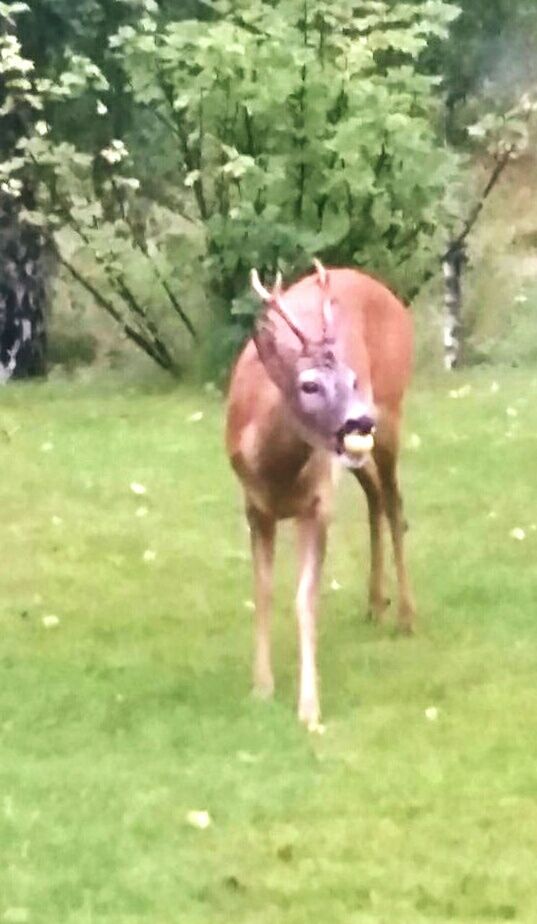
top-left (2, 0), bottom-right (464, 375)
top-left (1, 0), bottom-right (198, 376)
top-left (116, 0), bottom-right (461, 308)
top-left (422, 0), bottom-right (537, 145)
top-left (467, 91), bottom-right (537, 159)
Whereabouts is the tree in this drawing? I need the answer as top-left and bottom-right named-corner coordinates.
top-left (2, 0), bottom-right (463, 377)
top-left (0, 2), bottom-right (48, 379)
top-left (421, 0), bottom-right (537, 141)
top-left (101, 0), bottom-right (462, 304)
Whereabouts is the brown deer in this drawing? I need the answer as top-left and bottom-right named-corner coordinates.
top-left (226, 260), bottom-right (414, 729)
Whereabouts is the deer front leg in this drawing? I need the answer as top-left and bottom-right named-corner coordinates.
top-left (375, 448), bottom-right (416, 634)
top-left (295, 513), bottom-right (327, 728)
top-left (247, 505), bottom-right (276, 699)
top-left (353, 460), bottom-right (389, 623)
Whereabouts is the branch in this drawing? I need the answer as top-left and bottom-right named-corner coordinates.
top-left (294, 4), bottom-right (309, 221)
top-left (58, 255), bottom-right (178, 373)
top-left (60, 174), bottom-right (180, 363)
top-left (35, 160), bottom-right (191, 363)
top-left (155, 65), bottom-right (209, 221)
top-left (243, 105), bottom-right (256, 156)
top-left (294, 63), bottom-right (307, 221)
top-left (108, 181), bottom-right (198, 341)
top-left (443, 145), bottom-right (514, 260)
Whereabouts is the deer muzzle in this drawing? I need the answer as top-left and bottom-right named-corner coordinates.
top-left (336, 414), bottom-right (376, 458)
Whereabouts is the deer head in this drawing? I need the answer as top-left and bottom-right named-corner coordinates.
top-left (251, 261), bottom-right (375, 459)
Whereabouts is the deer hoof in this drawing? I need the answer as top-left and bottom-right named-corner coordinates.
top-left (252, 677), bottom-right (275, 700)
top-left (298, 699), bottom-right (320, 728)
top-left (394, 612), bottom-right (416, 636)
top-left (307, 719), bottom-right (326, 735)
top-left (366, 596), bottom-right (391, 623)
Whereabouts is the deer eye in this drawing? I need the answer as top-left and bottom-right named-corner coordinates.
top-left (301, 380), bottom-right (320, 395)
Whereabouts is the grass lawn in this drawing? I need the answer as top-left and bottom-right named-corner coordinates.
top-left (1, 366), bottom-right (537, 923)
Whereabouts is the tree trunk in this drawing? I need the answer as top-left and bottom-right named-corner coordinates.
top-left (442, 240), bottom-right (465, 370)
top-left (0, 198), bottom-right (49, 382)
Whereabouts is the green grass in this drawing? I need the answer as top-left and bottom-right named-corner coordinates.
top-left (2, 367), bottom-right (537, 923)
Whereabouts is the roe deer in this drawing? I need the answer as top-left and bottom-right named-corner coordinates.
top-left (226, 260), bottom-right (414, 729)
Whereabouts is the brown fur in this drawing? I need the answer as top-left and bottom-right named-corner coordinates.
top-left (226, 267), bottom-right (415, 726)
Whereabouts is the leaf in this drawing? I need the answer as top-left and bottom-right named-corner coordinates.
top-left (184, 170), bottom-right (201, 188)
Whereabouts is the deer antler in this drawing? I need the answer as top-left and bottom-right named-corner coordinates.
top-left (313, 258), bottom-right (335, 342)
top-left (313, 258), bottom-right (328, 287)
top-left (250, 268), bottom-right (308, 348)
top-left (250, 268), bottom-right (273, 302)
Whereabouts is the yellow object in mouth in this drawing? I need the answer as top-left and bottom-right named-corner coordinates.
top-left (343, 432), bottom-right (374, 455)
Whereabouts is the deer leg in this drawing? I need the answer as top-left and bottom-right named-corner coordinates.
top-left (375, 447), bottom-right (415, 634)
top-left (353, 461), bottom-right (389, 623)
top-left (247, 505), bottom-right (276, 698)
top-left (295, 513), bottom-right (327, 728)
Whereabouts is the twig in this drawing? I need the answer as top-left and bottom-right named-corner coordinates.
top-left (59, 255), bottom-right (177, 373)
top-left (109, 180), bottom-right (198, 341)
top-left (442, 145), bottom-right (514, 260)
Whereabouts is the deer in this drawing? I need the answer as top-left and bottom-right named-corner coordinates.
top-left (226, 259), bottom-right (414, 730)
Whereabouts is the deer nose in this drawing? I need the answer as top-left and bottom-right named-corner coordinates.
top-left (346, 414), bottom-right (375, 436)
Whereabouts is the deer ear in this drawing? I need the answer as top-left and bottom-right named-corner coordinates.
top-left (253, 318), bottom-right (297, 395)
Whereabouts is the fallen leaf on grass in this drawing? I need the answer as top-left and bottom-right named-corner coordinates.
top-left (425, 706), bottom-right (439, 721)
top-left (3, 908), bottom-right (29, 923)
top-left (42, 615), bottom-right (60, 628)
top-left (237, 751), bottom-right (258, 764)
top-left (143, 549), bottom-right (157, 562)
top-left (225, 550), bottom-right (249, 562)
top-left (130, 482), bottom-right (146, 495)
top-left (187, 411), bottom-right (204, 423)
top-left (308, 721), bottom-right (326, 735)
top-left (186, 810), bottom-right (211, 830)
top-left (449, 385), bottom-right (471, 399)
top-left (510, 528), bottom-right (526, 541)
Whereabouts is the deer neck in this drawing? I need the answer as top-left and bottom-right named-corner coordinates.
top-left (256, 395), bottom-right (314, 478)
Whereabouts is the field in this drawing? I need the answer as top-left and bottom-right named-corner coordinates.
top-left (1, 367), bottom-right (537, 923)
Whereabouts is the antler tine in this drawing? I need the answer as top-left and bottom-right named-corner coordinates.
top-left (273, 270), bottom-right (283, 296)
top-left (269, 299), bottom-right (308, 348)
top-left (321, 295), bottom-right (335, 341)
top-left (312, 258), bottom-right (335, 341)
top-left (250, 268), bottom-right (272, 302)
top-left (250, 267), bottom-right (308, 348)
top-left (313, 257), bottom-right (328, 288)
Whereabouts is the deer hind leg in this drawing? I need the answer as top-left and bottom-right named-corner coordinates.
top-left (353, 460), bottom-right (389, 623)
top-left (295, 512), bottom-right (327, 729)
top-left (247, 504), bottom-right (276, 699)
top-left (374, 444), bottom-right (416, 634)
